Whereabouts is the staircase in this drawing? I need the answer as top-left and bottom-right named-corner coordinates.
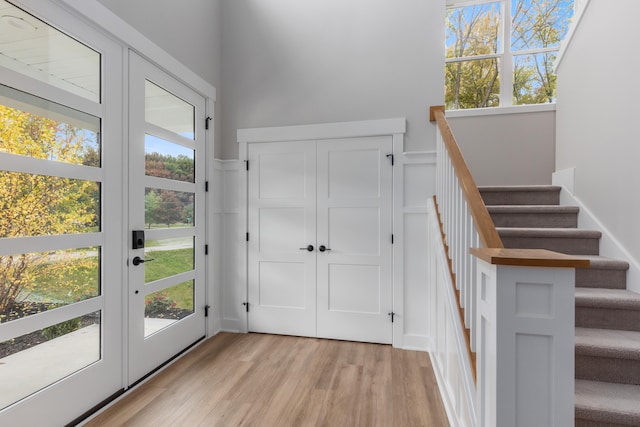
top-left (480, 185), bottom-right (640, 427)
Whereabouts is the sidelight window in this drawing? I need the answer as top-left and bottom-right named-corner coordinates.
top-left (0, 0), bottom-right (104, 410)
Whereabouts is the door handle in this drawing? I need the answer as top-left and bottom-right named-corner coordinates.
top-left (318, 245), bottom-right (331, 252)
top-left (299, 245), bottom-right (314, 252)
top-left (132, 256), bottom-right (154, 266)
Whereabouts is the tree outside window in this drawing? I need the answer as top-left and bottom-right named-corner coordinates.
top-left (445, 0), bottom-right (574, 110)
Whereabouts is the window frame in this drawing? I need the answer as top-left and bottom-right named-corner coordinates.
top-left (445, 0), bottom-right (570, 113)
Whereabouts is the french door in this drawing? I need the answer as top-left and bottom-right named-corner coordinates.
top-left (0, 2), bottom-right (212, 424)
top-left (0, 0), bottom-right (123, 424)
top-left (127, 53), bottom-right (207, 383)
top-left (247, 136), bottom-right (393, 344)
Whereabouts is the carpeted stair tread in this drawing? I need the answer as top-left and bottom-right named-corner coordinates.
top-left (486, 205), bottom-right (579, 213)
top-left (497, 227), bottom-right (601, 238)
top-left (487, 205), bottom-right (579, 228)
top-left (498, 227), bottom-right (601, 255)
top-left (575, 380), bottom-right (640, 425)
top-left (575, 288), bottom-right (640, 310)
top-left (480, 185), bottom-right (637, 423)
top-left (579, 256), bottom-right (630, 271)
top-left (575, 327), bottom-right (640, 360)
top-left (575, 327), bottom-right (640, 384)
top-left (479, 185), bottom-right (561, 205)
top-left (576, 256), bottom-right (629, 289)
top-left (479, 185), bottom-right (562, 192)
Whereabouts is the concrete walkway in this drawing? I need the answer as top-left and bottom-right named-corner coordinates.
top-left (0, 318), bottom-right (176, 409)
top-left (0, 325), bottom-right (100, 410)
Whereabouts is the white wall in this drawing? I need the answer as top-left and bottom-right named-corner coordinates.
top-left (449, 111), bottom-right (556, 186)
top-left (96, 0), bottom-right (224, 157)
top-left (219, 0), bottom-right (444, 159)
top-left (555, 0), bottom-right (640, 264)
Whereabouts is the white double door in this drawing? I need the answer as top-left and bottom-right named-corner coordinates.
top-left (247, 136), bottom-right (393, 344)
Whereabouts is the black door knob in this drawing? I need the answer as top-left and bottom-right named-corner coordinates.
top-left (132, 256), bottom-right (154, 266)
top-left (299, 245), bottom-right (314, 252)
top-left (318, 245), bottom-right (331, 252)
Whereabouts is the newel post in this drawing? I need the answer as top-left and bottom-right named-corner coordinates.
top-left (471, 248), bottom-right (589, 427)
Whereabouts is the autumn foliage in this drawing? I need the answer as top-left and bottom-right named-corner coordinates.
top-left (445, 0), bottom-right (573, 109)
top-left (0, 104), bottom-right (99, 317)
top-left (144, 153), bottom-right (194, 228)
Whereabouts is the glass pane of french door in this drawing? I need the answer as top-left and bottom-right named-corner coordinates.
top-left (127, 52), bottom-right (206, 384)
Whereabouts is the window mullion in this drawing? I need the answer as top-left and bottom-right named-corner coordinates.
top-left (501, 0), bottom-right (513, 107)
top-left (513, 47), bottom-right (560, 56)
top-left (445, 53), bottom-right (501, 63)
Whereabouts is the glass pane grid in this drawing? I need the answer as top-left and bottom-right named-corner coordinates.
top-left (0, 0), bottom-right (101, 102)
top-left (0, 310), bottom-right (101, 410)
top-left (144, 237), bottom-right (194, 284)
top-left (446, 2), bottom-right (502, 59)
top-left (0, 171), bottom-right (100, 238)
top-left (145, 135), bottom-right (195, 183)
top-left (445, 58), bottom-right (500, 110)
top-left (145, 188), bottom-right (194, 229)
top-left (511, 0), bottom-right (574, 52)
top-left (144, 280), bottom-right (194, 338)
top-left (0, 247), bottom-right (100, 325)
top-left (513, 51), bottom-right (558, 105)
top-left (0, 84), bottom-right (100, 167)
top-left (145, 81), bottom-right (195, 140)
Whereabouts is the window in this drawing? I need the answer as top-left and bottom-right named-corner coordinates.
top-left (445, 0), bottom-right (574, 110)
top-left (0, 0), bottom-right (105, 410)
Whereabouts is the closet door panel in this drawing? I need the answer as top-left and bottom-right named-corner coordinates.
top-left (247, 141), bottom-right (317, 337)
top-left (316, 136), bottom-right (393, 344)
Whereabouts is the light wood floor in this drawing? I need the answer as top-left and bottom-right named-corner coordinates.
top-left (84, 333), bottom-right (449, 426)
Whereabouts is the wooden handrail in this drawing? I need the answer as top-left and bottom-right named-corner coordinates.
top-left (430, 105), bottom-right (503, 249)
top-left (470, 248), bottom-right (590, 268)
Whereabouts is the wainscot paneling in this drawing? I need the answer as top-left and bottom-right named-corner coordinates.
top-left (397, 151), bottom-right (436, 351)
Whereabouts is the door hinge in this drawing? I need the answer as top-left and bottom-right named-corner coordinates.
top-left (388, 311), bottom-right (396, 323)
top-left (205, 305), bottom-right (211, 317)
top-left (246, 232), bottom-right (250, 242)
top-left (391, 234), bottom-right (394, 244)
top-left (244, 160), bottom-right (249, 171)
top-left (205, 116), bottom-right (212, 130)
top-left (205, 181), bottom-right (209, 192)
top-left (386, 154), bottom-right (394, 166)
top-left (205, 244), bottom-right (209, 255)
top-left (242, 302), bottom-right (249, 312)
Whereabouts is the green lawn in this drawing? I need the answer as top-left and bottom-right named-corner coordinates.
top-left (144, 248), bottom-right (194, 310)
top-left (27, 247), bottom-right (194, 311)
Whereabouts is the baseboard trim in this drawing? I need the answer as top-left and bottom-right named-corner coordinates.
top-left (402, 334), bottom-right (431, 352)
top-left (429, 352), bottom-right (463, 427)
